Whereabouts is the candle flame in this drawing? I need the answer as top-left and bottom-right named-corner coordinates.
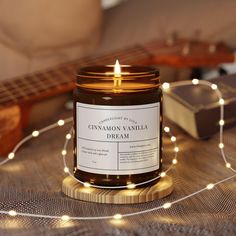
top-left (114, 60), bottom-right (121, 77)
top-left (113, 60), bottom-right (122, 90)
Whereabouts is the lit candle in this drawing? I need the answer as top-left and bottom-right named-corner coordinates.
top-left (113, 60), bottom-right (122, 90)
top-left (74, 61), bottom-right (163, 187)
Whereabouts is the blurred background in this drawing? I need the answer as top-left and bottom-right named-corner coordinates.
top-left (0, 0), bottom-right (236, 142)
top-left (1, 0), bottom-right (236, 80)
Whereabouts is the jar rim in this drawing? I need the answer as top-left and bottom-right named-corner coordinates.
top-left (76, 65), bottom-right (160, 92)
top-left (77, 65), bottom-right (159, 78)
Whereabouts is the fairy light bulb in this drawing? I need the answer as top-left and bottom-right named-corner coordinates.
top-left (61, 150), bottom-right (67, 156)
top-left (206, 183), bottom-right (214, 190)
top-left (174, 147), bottom-right (179, 152)
top-left (83, 182), bottom-right (91, 188)
top-left (192, 79), bottom-right (199, 85)
top-left (219, 120), bottom-right (224, 126)
top-left (32, 130), bottom-right (39, 137)
top-left (163, 202), bottom-right (172, 209)
top-left (172, 159), bottom-right (178, 164)
top-left (61, 215), bottom-right (70, 221)
top-left (113, 214), bottom-right (122, 220)
top-left (171, 136), bottom-right (176, 142)
top-left (8, 210), bottom-right (17, 216)
top-left (162, 82), bottom-right (170, 90)
top-left (160, 172), bottom-right (166, 178)
top-left (164, 126), bottom-right (170, 133)
top-left (211, 84), bottom-right (218, 90)
top-left (58, 120), bottom-right (65, 126)
top-left (219, 99), bottom-right (224, 105)
top-left (219, 143), bottom-right (224, 149)
top-left (127, 183), bottom-right (136, 189)
top-left (8, 152), bottom-right (15, 160)
top-left (226, 163), bottom-right (231, 168)
top-left (66, 134), bottom-right (72, 140)
top-left (64, 167), bottom-right (69, 173)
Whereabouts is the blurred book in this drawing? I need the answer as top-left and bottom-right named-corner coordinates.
top-left (163, 74), bottom-right (236, 139)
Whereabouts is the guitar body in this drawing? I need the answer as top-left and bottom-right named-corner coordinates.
top-left (0, 105), bottom-right (22, 156)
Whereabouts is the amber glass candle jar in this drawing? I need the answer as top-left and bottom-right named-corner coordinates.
top-left (73, 63), bottom-right (162, 187)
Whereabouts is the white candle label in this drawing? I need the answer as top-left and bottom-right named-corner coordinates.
top-left (76, 102), bottom-right (160, 175)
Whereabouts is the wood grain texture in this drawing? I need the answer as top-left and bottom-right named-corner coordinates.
top-left (0, 105), bottom-right (22, 155)
top-left (62, 175), bottom-right (173, 204)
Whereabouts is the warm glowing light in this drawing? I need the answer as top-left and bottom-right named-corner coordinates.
top-left (8, 152), bottom-right (15, 160)
top-left (113, 214), bottom-right (122, 220)
top-left (206, 183), bottom-right (214, 190)
top-left (160, 172), bottom-right (166, 178)
top-left (61, 215), bottom-right (70, 221)
top-left (8, 210), bottom-right (17, 216)
top-left (61, 150), bottom-right (67, 155)
top-left (219, 99), bottom-right (225, 105)
top-left (162, 82), bottom-right (170, 90)
top-left (219, 143), bottom-right (224, 149)
top-left (211, 84), bottom-right (218, 90)
top-left (219, 120), bottom-right (224, 126)
top-left (114, 60), bottom-right (121, 77)
top-left (164, 126), bottom-right (170, 133)
top-left (171, 136), bottom-right (176, 142)
top-left (226, 163), bottom-right (231, 168)
top-left (172, 159), bottom-right (178, 164)
top-left (127, 183), bottom-right (136, 189)
top-left (174, 147), bottom-right (179, 152)
top-left (113, 60), bottom-right (122, 87)
top-left (58, 120), bottom-right (65, 126)
top-left (83, 182), bottom-right (91, 188)
top-left (32, 131), bottom-right (39, 137)
top-left (192, 79), bottom-right (199, 85)
top-left (0, 79), bottom-right (233, 222)
top-left (163, 202), bottom-right (172, 209)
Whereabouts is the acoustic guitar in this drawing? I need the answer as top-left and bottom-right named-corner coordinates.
top-left (0, 38), bottom-right (234, 155)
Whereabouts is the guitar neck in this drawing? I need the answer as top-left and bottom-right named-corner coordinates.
top-left (0, 39), bottom-right (234, 107)
top-left (0, 45), bottom-right (151, 107)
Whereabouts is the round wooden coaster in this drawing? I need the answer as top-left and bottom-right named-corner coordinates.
top-left (62, 176), bottom-right (173, 204)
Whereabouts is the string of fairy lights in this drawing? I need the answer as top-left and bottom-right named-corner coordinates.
top-left (0, 79), bottom-right (235, 222)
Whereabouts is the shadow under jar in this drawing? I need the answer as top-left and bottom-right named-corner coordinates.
top-left (74, 65), bottom-right (162, 188)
